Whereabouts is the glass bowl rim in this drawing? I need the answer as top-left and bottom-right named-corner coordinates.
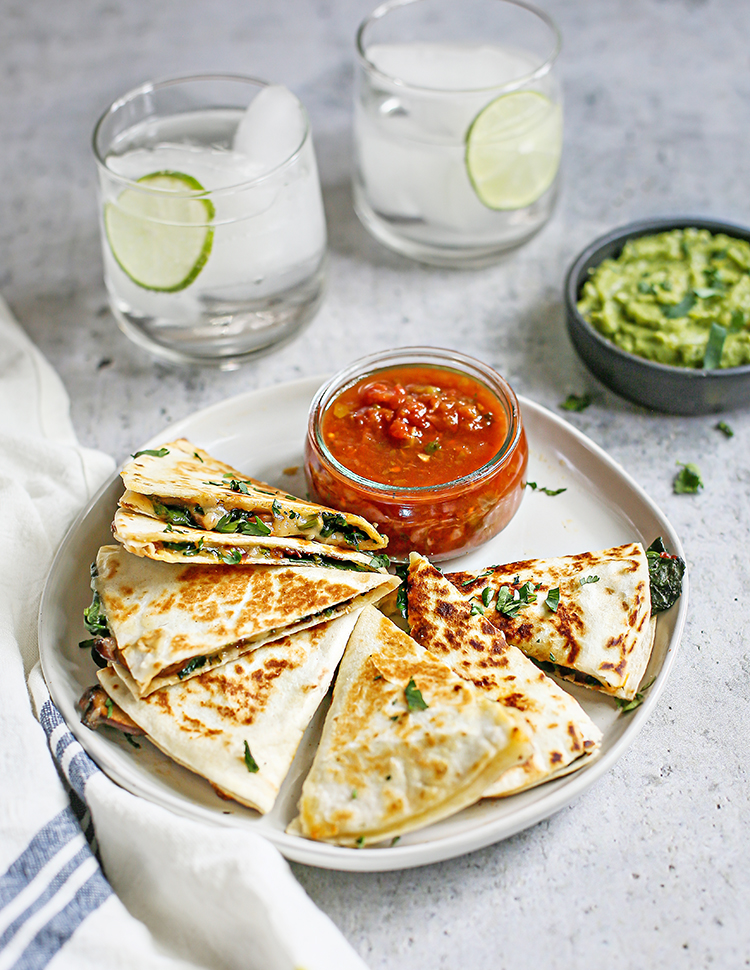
top-left (307, 346), bottom-right (525, 497)
top-left (92, 73), bottom-right (311, 196)
top-left (355, 0), bottom-right (561, 95)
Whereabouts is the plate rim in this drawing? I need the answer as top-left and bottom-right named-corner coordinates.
top-left (38, 376), bottom-right (689, 872)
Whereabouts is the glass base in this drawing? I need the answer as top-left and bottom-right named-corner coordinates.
top-left (353, 182), bottom-right (557, 269)
top-left (108, 261), bottom-right (326, 369)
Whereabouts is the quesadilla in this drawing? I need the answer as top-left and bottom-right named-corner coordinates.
top-left (407, 553), bottom-right (602, 797)
top-left (87, 544), bottom-right (399, 698)
top-left (114, 439), bottom-right (388, 569)
top-left (446, 542), bottom-right (656, 700)
top-left (90, 611), bottom-right (363, 814)
top-left (289, 606), bottom-right (532, 846)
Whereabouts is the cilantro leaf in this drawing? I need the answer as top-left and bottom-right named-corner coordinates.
top-left (405, 678), bottom-right (428, 712)
top-left (703, 323), bottom-right (727, 370)
top-left (545, 587), bottom-right (560, 612)
top-left (663, 292), bottom-right (696, 318)
top-left (579, 575), bottom-right (599, 586)
top-left (716, 421), bottom-right (734, 438)
top-left (526, 481), bottom-right (567, 497)
top-left (132, 447), bottom-right (169, 459)
top-left (560, 393), bottom-right (592, 413)
top-left (243, 741), bottom-right (259, 773)
top-left (673, 462), bottom-right (703, 494)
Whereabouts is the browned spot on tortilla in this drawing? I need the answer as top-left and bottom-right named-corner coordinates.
top-left (550, 751), bottom-right (563, 764)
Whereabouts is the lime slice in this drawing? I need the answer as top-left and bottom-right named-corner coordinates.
top-left (104, 171), bottom-right (214, 292)
top-left (465, 91), bottom-right (562, 210)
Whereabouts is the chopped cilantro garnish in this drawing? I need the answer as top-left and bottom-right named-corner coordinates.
top-left (673, 462), bottom-right (703, 494)
top-left (470, 600), bottom-right (485, 616)
top-left (560, 393), bottom-right (592, 412)
top-left (424, 441), bottom-right (441, 454)
top-left (716, 420), bottom-right (734, 438)
top-left (369, 553), bottom-right (390, 570)
top-left (104, 697), bottom-right (114, 719)
top-left (131, 447), bottom-right (169, 459)
top-left (545, 587), bottom-right (560, 612)
top-left (243, 741), bottom-right (259, 773)
top-left (481, 586), bottom-right (493, 608)
top-left (579, 575), bottom-right (599, 586)
top-left (405, 678), bottom-right (428, 712)
top-left (703, 323), bottom-right (727, 369)
top-left (526, 481), bottom-right (567, 496)
top-left (495, 581), bottom-right (537, 617)
top-left (662, 292), bottom-right (696, 318)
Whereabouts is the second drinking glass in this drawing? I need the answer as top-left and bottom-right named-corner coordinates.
top-left (353, 0), bottom-right (562, 268)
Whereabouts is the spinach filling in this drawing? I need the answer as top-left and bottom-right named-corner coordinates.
top-left (318, 512), bottom-right (371, 549)
top-left (214, 509), bottom-right (272, 536)
top-left (646, 537), bottom-right (685, 613)
top-left (151, 500), bottom-right (199, 528)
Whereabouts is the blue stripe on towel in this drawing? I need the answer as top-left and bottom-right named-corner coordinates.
top-left (11, 869), bottom-right (112, 970)
top-left (0, 845), bottom-right (90, 951)
top-left (0, 809), bottom-right (81, 910)
top-left (38, 700), bottom-right (99, 800)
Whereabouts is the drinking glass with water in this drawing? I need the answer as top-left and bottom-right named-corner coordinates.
top-left (354, 0), bottom-right (562, 267)
top-left (93, 75), bottom-right (327, 367)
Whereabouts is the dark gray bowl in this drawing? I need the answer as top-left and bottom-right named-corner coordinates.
top-left (565, 217), bottom-right (750, 415)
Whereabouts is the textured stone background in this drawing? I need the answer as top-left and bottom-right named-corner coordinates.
top-left (3, 0), bottom-right (749, 966)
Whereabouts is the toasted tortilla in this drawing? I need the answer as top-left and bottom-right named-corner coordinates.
top-left (116, 439), bottom-right (387, 565)
top-left (289, 606), bottom-right (531, 846)
top-left (92, 544), bottom-right (399, 698)
top-left (113, 507), bottom-right (385, 572)
top-left (407, 553), bottom-right (602, 797)
top-left (97, 611), bottom-right (362, 814)
top-left (446, 542), bottom-right (655, 700)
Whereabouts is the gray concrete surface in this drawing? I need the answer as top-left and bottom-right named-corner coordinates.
top-left (2, 0), bottom-right (749, 966)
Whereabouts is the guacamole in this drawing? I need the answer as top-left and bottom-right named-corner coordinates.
top-left (577, 228), bottom-right (750, 369)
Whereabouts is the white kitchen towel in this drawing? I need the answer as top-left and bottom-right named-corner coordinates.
top-left (0, 296), bottom-right (368, 970)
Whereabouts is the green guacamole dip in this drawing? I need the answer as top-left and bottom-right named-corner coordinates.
top-left (577, 228), bottom-right (750, 368)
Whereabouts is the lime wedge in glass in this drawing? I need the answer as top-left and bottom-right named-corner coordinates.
top-left (465, 91), bottom-right (562, 210)
top-left (104, 171), bottom-right (215, 292)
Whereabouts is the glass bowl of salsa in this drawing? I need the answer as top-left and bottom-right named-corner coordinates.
top-left (304, 347), bottom-right (528, 561)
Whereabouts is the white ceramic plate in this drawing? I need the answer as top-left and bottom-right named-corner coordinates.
top-left (39, 377), bottom-right (688, 872)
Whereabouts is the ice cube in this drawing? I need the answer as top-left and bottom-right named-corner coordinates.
top-left (233, 85), bottom-right (306, 174)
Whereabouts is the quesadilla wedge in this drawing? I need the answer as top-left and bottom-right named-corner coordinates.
top-left (92, 611), bottom-right (363, 814)
top-left (115, 439), bottom-right (387, 568)
top-left (289, 606), bottom-right (532, 846)
top-left (446, 542), bottom-right (656, 700)
top-left (113, 507), bottom-right (385, 573)
top-left (407, 553), bottom-right (602, 797)
top-left (87, 544), bottom-right (399, 698)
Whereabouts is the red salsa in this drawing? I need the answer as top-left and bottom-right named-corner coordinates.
top-left (305, 359), bottom-right (528, 560)
top-left (320, 366), bottom-right (507, 487)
